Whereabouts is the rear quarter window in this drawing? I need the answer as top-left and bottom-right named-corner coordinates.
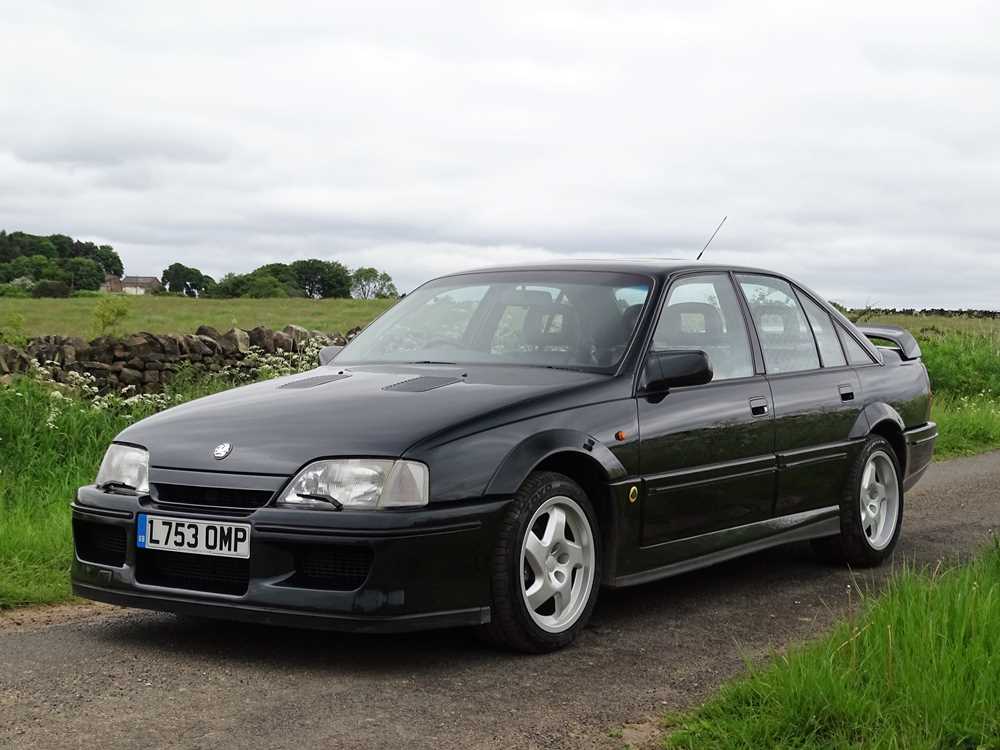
top-left (838, 326), bottom-right (877, 365)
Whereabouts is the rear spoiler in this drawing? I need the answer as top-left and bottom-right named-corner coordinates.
top-left (856, 324), bottom-right (921, 360)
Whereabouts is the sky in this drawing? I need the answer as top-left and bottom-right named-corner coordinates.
top-left (1, 0), bottom-right (998, 308)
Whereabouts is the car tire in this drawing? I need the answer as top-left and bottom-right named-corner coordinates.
top-left (479, 471), bottom-right (601, 653)
top-left (813, 435), bottom-right (904, 567)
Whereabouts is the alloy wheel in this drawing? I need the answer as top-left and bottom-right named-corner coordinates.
top-left (519, 495), bottom-right (596, 634)
top-left (859, 450), bottom-right (900, 550)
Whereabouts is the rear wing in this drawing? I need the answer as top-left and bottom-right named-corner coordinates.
top-left (856, 324), bottom-right (921, 360)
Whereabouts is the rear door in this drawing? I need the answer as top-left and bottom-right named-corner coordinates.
top-left (735, 274), bottom-right (864, 517)
top-left (637, 272), bottom-right (776, 546)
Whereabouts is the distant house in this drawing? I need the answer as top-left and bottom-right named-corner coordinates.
top-left (101, 274), bottom-right (124, 293)
top-left (121, 276), bottom-right (163, 295)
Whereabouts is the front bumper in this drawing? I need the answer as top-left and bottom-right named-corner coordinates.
top-left (71, 485), bottom-right (510, 633)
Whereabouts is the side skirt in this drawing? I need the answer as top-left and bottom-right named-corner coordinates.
top-left (608, 507), bottom-right (840, 589)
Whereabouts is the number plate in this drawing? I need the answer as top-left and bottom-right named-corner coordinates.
top-left (137, 514), bottom-right (250, 559)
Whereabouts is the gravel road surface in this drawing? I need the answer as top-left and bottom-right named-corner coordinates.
top-left (2, 452), bottom-right (998, 750)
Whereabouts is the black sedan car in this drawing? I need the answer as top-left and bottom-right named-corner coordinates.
top-left (72, 261), bottom-right (937, 652)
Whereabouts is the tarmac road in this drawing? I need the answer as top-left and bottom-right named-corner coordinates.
top-left (2, 452), bottom-right (998, 750)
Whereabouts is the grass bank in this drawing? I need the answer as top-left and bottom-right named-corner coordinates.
top-left (0, 341), bottom-right (322, 609)
top-left (662, 541), bottom-right (1000, 749)
top-left (0, 296), bottom-right (393, 338)
top-left (903, 321), bottom-right (1000, 458)
top-left (932, 395), bottom-right (1000, 459)
top-left (0, 373), bottom-right (242, 608)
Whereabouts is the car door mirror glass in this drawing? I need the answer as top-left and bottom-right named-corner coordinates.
top-left (643, 350), bottom-right (713, 392)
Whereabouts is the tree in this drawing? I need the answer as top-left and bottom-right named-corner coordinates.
top-left (64, 257), bottom-right (104, 291)
top-left (211, 272), bottom-right (252, 298)
top-left (161, 262), bottom-right (214, 293)
top-left (0, 230), bottom-right (124, 282)
top-left (31, 280), bottom-right (71, 298)
top-left (245, 274), bottom-right (289, 298)
top-left (92, 245), bottom-right (124, 277)
top-left (291, 259), bottom-right (351, 298)
top-left (351, 267), bottom-right (398, 299)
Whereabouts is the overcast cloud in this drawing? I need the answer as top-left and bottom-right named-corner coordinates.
top-left (1, 0), bottom-right (998, 307)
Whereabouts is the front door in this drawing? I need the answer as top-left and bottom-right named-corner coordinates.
top-left (735, 274), bottom-right (866, 517)
top-left (638, 272), bottom-right (776, 547)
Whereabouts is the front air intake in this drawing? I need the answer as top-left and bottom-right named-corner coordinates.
top-left (383, 376), bottom-right (461, 393)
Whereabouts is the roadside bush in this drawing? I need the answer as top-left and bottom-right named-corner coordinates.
top-left (30, 279), bottom-right (70, 298)
top-left (0, 312), bottom-right (27, 346)
top-left (71, 289), bottom-right (103, 298)
top-left (91, 295), bottom-right (131, 335)
top-left (0, 283), bottom-right (29, 298)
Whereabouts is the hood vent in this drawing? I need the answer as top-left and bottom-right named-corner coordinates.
top-left (279, 373), bottom-right (351, 390)
top-left (383, 376), bottom-right (462, 393)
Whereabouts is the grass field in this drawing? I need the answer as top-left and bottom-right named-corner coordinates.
top-left (662, 541), bottom-right (1000, 749)
top-left (0, 296), bottom-right (394, 338)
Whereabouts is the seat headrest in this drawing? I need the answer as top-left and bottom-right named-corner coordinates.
top-left (750, 303), bottom-right (802, 337)
top-left (661, 302), bottom-right (724, 336)
top-left (523, 304), bottom-right (579, 347)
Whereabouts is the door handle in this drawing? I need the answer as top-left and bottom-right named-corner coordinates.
top-left (749, 397), bottom-right (769, 416)
top-left (839, 383), bottom-right (855, 402)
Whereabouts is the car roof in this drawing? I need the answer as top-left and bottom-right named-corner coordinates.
top-left (432, 258), bottom-right (777, 280)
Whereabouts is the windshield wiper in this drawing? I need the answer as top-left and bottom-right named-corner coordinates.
top-left (296, 493), bottom-right (344, 511)
top-left (96, 480), bottom-right (139, 495)
top-left (407, 360), bottom-right (457, 365)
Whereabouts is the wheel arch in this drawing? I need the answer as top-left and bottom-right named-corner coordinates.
top-left (485, 429), bottom-right (624, 529)
top-left (486, 429), bottom-right (625, 495)
top-left (852, 402), bottom-right (907, 477)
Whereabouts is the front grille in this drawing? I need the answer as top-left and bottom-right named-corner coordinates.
top-left (135, 548), bottom-right (250, 596)
top-left (289, 544), bottom-right (374, 591)
top-left (74, 519), bottom-right (127, 567)
top-left (152, 483), bottom-right (273, 513)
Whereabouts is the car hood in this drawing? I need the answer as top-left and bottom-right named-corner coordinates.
top-left (118, 364), bottom-right (610, 476)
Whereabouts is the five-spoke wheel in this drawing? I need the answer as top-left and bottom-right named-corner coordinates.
top-left (813, 434), bottom-right (904, 567)
top-left (859, 450), bottom-right (900, 551)
top-left (482, 471), bottom-right (601, 652)
top-left (520, 496), bottom-right (596, 634)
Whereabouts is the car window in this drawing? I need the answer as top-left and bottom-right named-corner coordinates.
top-left (798, 293), bottom-right (846, 367)
top-left (374, 284), bottom-right (489, 352)
top-left (737, 274), bottom-right (820, 374)
top-left (839, 326), bottom-right (877, 365)
top-left (336, 271), bottom-right (651, 372)
top-left (651, 273), bottom-right (754, 381)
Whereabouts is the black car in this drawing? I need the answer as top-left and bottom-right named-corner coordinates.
top-left (72, 261), bottom-right (937, 652)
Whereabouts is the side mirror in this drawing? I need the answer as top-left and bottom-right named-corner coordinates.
top-left (318, 345), bottom-right (344, 366)
top-left (642, 350), bottom-right (713, 393)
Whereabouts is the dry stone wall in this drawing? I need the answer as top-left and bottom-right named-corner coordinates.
top-left (0, 324), bottom-right (358, 393)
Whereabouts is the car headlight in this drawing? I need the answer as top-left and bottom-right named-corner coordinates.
top-left (96, 444), bottom-right (149, 494)
top-left (275, 459), bottom-right (429, 510)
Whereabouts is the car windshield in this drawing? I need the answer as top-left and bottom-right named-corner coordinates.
top-left (336, 270), bottom-right (653, 372)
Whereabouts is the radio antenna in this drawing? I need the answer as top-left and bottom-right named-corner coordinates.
top-left (696, 215), bottom-right (727, 260)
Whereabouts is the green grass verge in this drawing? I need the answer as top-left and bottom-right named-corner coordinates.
top-left (0, 296), bottom-right (393, 339)
top-left (933, 396), bottom-right (1000, 459)
top-left (0, 374), bottom-right (236, 608)
top-left (662, 541), bottom-right (1000, 749)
